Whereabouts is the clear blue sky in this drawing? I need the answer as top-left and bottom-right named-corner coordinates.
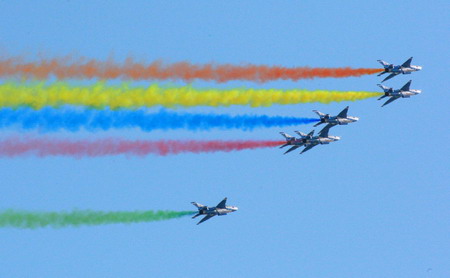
top-left (0, 1), bottom-right (449, 277)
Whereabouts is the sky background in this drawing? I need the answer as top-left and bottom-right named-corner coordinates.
top-left (0, 1), bottom-right (449, 277)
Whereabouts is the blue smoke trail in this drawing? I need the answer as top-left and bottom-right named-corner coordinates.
top-left (0, 108), bottom-right (318, 132)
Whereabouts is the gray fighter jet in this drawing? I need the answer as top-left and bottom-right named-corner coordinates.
top-left (280, 126), bottom-right (340, 155)
top-left (279, 131), bottom-right (314, 154)
top-left (377, 80), bottom-right (422, 107)
top-left (377, 57), bottom-right (422, 82)
top-left (294, 126), bottom-right (341, 154)
top-left (313, 106), bottom-right (359, 130)
top-left (191, 198), bottom-right (238, 225)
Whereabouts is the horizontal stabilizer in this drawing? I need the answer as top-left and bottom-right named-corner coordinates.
top-left (382, 73), bottom-right (397, 83)
top-left (313, 122), bottom-right (323, 127)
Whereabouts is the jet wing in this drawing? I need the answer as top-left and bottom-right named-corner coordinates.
top-left (284, 145), bottom-right (301, 154)
top-left (336, 106), bottom-right (349, 118)
top-left (382, 96), bottom-right (400, 107)
top-left (300, 143), bottom-right (318, 154)
top-left (401, 57), bottom-right (413, 68)
top-left (382, 73), bottom-right (398, 83)
top-left (318, 125), bottom-right (331, 138)
top-left (319, 123), bottom-right (335, 134)
top-left (197, 214), bottom-right (215, 225)
top-left (216, 198), bottom-right (227, 209)
top-left (399, 80), bottom-right (412, 92)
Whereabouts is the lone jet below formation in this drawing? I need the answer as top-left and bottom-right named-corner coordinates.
top-left (191, 198), bottom-right (238, 225)
top-left (377, 57), bottom-right (422, 82)
top-left (313, 106), bottom-right (359, 130)
top-left (377, 80), bottom-right (421, 107)
top-left (280, 126), bottom-right (340, 154)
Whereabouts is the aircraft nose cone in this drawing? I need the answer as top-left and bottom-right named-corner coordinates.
top-left (335, 136), bottom-right (341, 141)
top-left (354, 117), bottom-right (360, 121)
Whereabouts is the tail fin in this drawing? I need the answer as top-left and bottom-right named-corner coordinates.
top-left (280, 132), bottom-right (294, 140)
top-left (312, 110), bottom-right (326, 117)
top-left (295, 131), bottom-right (307, 138)
top-left (377, 84), bottom-right (390, 91)
top-left (191, 202), bottom-right (205, 209)
top-left (377, 60), bottom-right (390, 67)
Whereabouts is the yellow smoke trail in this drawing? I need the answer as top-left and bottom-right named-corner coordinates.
top-left (0, 82), bottom-right (382, 109)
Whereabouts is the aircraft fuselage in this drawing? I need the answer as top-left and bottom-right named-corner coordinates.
top-left (198, 206), bottom-right (238, 216)
top-left (387, 65), bottom-right (422, 74)
top-left (388, 89), bottom-right (422, 98)
top-left (324, 116), bottom-right (359, 125)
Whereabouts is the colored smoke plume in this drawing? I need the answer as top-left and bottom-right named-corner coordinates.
top-left (0, 108), bottom-right (318, 132)
top-left (0, 137), bottom-right (283, 157)
top-left (0, 209), bottom-right (194, 229)
top-left (0, 56), bottom-right (381, 82)
top-left (0, 82), bottom-right (382, 109)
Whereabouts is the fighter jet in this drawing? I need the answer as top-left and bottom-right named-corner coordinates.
top-left (377, 80), bottom-right (422, 107)
top-left (279, 131), bottom-right (314, 154)
top-left (312, 106), bottom-right (359, 130)
top-left (294, 126), bottom-right (340, 154)
top-left (191, 198), bottom-right (238, 225)
top-left (377, 57), bottom-right (422, 82)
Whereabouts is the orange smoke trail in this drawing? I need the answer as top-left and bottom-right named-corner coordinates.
top-left (0, 56), bottom-right (380, 82)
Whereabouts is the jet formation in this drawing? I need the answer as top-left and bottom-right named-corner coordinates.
top-left (280, 106), bottom-right (350, 155)
top-left (191, 198), bottom-right (238, 225)
top-left (194, 57), bottom-right (423, 225)
top-left (279, 57), bottom-right (422, 155)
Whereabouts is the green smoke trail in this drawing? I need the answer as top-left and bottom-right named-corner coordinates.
top-left (0, 209), bottom-right (195, 229)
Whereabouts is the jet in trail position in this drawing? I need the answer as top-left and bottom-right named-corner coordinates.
top-left (377, 80), bottom-right (422, 107)
top-left (377, 57), bottom-right (422, 82)
top-left (191, 198), bottom-right (238, 225)
top-left (313, 106), bottom-right (359, 130)
top-left (279, 131), bottom-right (314, 154)
top-left (294, 126), bottom-right (341, 154)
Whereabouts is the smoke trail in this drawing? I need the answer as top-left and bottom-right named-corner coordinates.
top-left (0, 209), bottom-right (194, 229)
top-left (0, 137), bottom-right (283, 157)
top-left (0, 108), bottom-right (318, 132)
top-left (0, 56), bottom-right (381, 82)
top-left (0, 82), bottom-right (382, 109)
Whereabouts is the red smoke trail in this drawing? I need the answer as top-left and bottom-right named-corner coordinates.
top-left (0, 56), bottom-right (380, 82)
top-left (0, 137), bottom-right (283, 157)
